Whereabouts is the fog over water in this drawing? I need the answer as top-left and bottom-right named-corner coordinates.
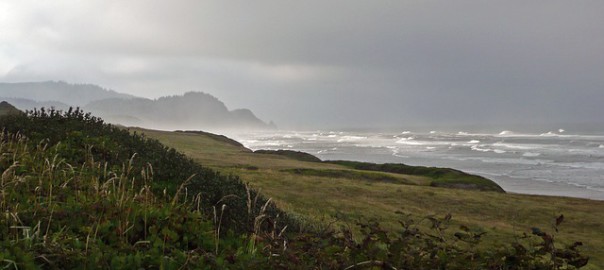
top-left (232, 128), bottom-right (604, 200)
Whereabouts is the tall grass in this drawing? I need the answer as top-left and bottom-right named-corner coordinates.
top-left (0, 131), bottom-right (266, 269)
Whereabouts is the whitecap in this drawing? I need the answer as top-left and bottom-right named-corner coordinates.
top-left (523, 152), bottom-right (541, 157)
top-left (395, 138), bottom-right (425, 145)
top-left (559, 129), bottom-right (565, 133)
top-left (599, 145), bottom-right (604, 149)
top-left (540, 131), bottom-right (557, 137)
top-left (263, 140), bottom-right (286, 146)
top-left (499, 130), bottom-right (513, 135)
top-left (337, 136), bottom-right (366, 142)
top-left (429, 131), bottom-right (436, 134)
top-left (468, 140), bottom-right (480, 144)
top-left (568, 182), bottom-right (591, 189)
top-left (327, 134), bottom-right (337, 138)
top-left (458, 131), bottom-right (469, 135)
top-left (493, 149), bottom-right (507, 154)
top-left (401, 131), bottom-right (412, 134)
top-left (492, 142), bottom-right (540, 150)
top-left (471, 145), bottom-right (491, 152)
top-left (456, 156), bottom-right (551, 166)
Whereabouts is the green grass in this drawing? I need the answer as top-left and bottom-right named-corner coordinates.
top-left (0, 131), bottom-right (265, 269)
top-left (326, 160), bottom-right (505, 192)
top-left (136, 128), bottom-right (604, 269)
top-left (254, 149), bottom-right (322, 162)
top-left (282, 168), bottom-right (426, 185)
top-left (0, 109), bottom-right (596, 268)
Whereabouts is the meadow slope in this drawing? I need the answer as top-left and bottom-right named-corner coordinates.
top-left (134, 128), bottom-right (604, 269)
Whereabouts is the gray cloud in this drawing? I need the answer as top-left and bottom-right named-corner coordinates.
top-left (1, 0), bottom-right (603, 129)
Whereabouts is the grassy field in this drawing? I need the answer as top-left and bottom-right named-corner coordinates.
top-left (133, 128), bottom-right (604, 269)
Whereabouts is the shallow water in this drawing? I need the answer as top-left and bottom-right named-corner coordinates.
top-left (231, 129), bottom-right (604, 201)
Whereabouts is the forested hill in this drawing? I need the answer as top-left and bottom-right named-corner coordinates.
top-left (86, 92), bottom-right (273, 131)
top-left (0, 81), bottom-right (275, 131)
top-left (0, 81), bottom-right (134, 106)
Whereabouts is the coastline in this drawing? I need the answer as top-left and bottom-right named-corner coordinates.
top-left (483, 172), bottom-right (604, 201)
top-left (232, 129), bottom-right (604, 201)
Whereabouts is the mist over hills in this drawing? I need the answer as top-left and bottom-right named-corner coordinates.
top-left (86, 92), bottom-right (273, 131)
top-left (0, 81), bottom-right (135, 106)
top-left (0, 97), bottom-right (71, 112)
top-left (0, 81), bottom-right (274, 131)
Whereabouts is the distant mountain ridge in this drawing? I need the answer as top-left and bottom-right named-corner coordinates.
top-left (0, 81), bottom-right (135, 106)
top-left (0, 81), bottom-right (274, 131)
top-left (86, 92), bottom-right (272, 130)
top-left (0, 97), bottom-right (71, 112)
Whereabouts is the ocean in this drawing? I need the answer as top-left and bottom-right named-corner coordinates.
top-left (231, 129), bottom-right (604, 201)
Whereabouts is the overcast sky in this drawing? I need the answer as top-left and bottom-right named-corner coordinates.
top-left (1, 1), bottom-right (603, 129)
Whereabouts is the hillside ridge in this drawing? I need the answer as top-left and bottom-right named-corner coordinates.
top-left (0, 81), bottom-right (274, 131)
top-left (0, 101), bottom-right (22, 116)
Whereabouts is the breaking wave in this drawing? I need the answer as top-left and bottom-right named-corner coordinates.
top-left (337, 136), bottom-right (367, 142)
top-left (523, 152), bottom-right (541, 157)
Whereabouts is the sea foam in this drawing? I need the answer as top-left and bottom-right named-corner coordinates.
top-left (540, 131), bottom-right (558, 137)
top-left (470, 145), bottom-right (491, 152)
top-left (337, 136), bottom-right (366, 142)
top-left (395, 137), bottom-right (425, 146)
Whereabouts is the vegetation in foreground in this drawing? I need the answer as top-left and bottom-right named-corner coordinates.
top-left (0, 107), bottom-right (593, 269)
